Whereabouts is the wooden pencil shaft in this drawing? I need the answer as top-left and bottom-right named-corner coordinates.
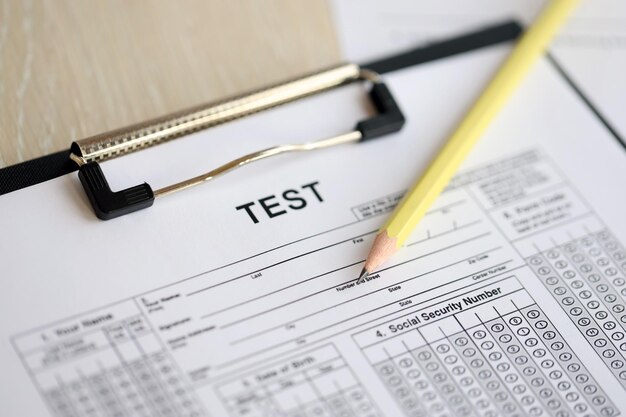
top-left (383, 0), bottom-right (578, 246)
top-left (362, 0), bottom-right (578, 274)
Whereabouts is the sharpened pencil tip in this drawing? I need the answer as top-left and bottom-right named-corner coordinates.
top-left (356, 267), bottom-right (369, 284)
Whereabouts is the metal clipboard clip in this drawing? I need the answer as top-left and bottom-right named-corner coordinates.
top-left (69, 63), bottom-right (405, 220)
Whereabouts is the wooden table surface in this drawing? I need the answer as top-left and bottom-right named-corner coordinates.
top-left (0, 0), bottom-right (341, 168)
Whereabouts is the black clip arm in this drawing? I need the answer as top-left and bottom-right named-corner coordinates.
top-left (356, 82), bottom-right (406, 141)
top-left (78, 162), bottom-right (154, 220)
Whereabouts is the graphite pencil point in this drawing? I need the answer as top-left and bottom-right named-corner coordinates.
top-left (356, 267), bottom-right (369, 284)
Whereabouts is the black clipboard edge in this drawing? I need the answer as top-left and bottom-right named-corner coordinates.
top-left (362, 20), bottom-right (522, 74)
top-left (0, 150), bottom-right (75, 196)
top-left (0, 20), bottom-right (526, 196)
top-left (547, 54), bottom-right (626, 152)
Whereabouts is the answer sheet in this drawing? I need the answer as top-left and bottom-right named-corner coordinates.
top-left (2, 42), bottom-right (626, 417)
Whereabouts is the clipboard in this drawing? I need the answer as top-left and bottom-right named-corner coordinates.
top-left (1, 20), bottom-right (622, 215)
top-left (5, 16), bottom-right (621, 414)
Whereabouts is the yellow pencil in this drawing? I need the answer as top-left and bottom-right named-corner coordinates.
top-left (358, 0), bottom-right (578, 283)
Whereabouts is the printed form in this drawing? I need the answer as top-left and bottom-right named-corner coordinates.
top-left (1, 42), bottom-right (626, 417)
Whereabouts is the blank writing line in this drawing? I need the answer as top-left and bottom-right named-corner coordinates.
top-left (230, 255), bottom-right (510, 345)
top-left (186, 230), bottom-right (377, 296)
top-left (407, 219), bottom-right (482, 246)
top-left (216, 271), bottom-right (521, 370)
top-left (221, 232), bottom-right (492, 330)
top-left (201, 259), bottom-right (364, 320)
top-left (202, 220), bottom-right (485, 320)
top-left (188, 200), bottom-right (474, 297)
